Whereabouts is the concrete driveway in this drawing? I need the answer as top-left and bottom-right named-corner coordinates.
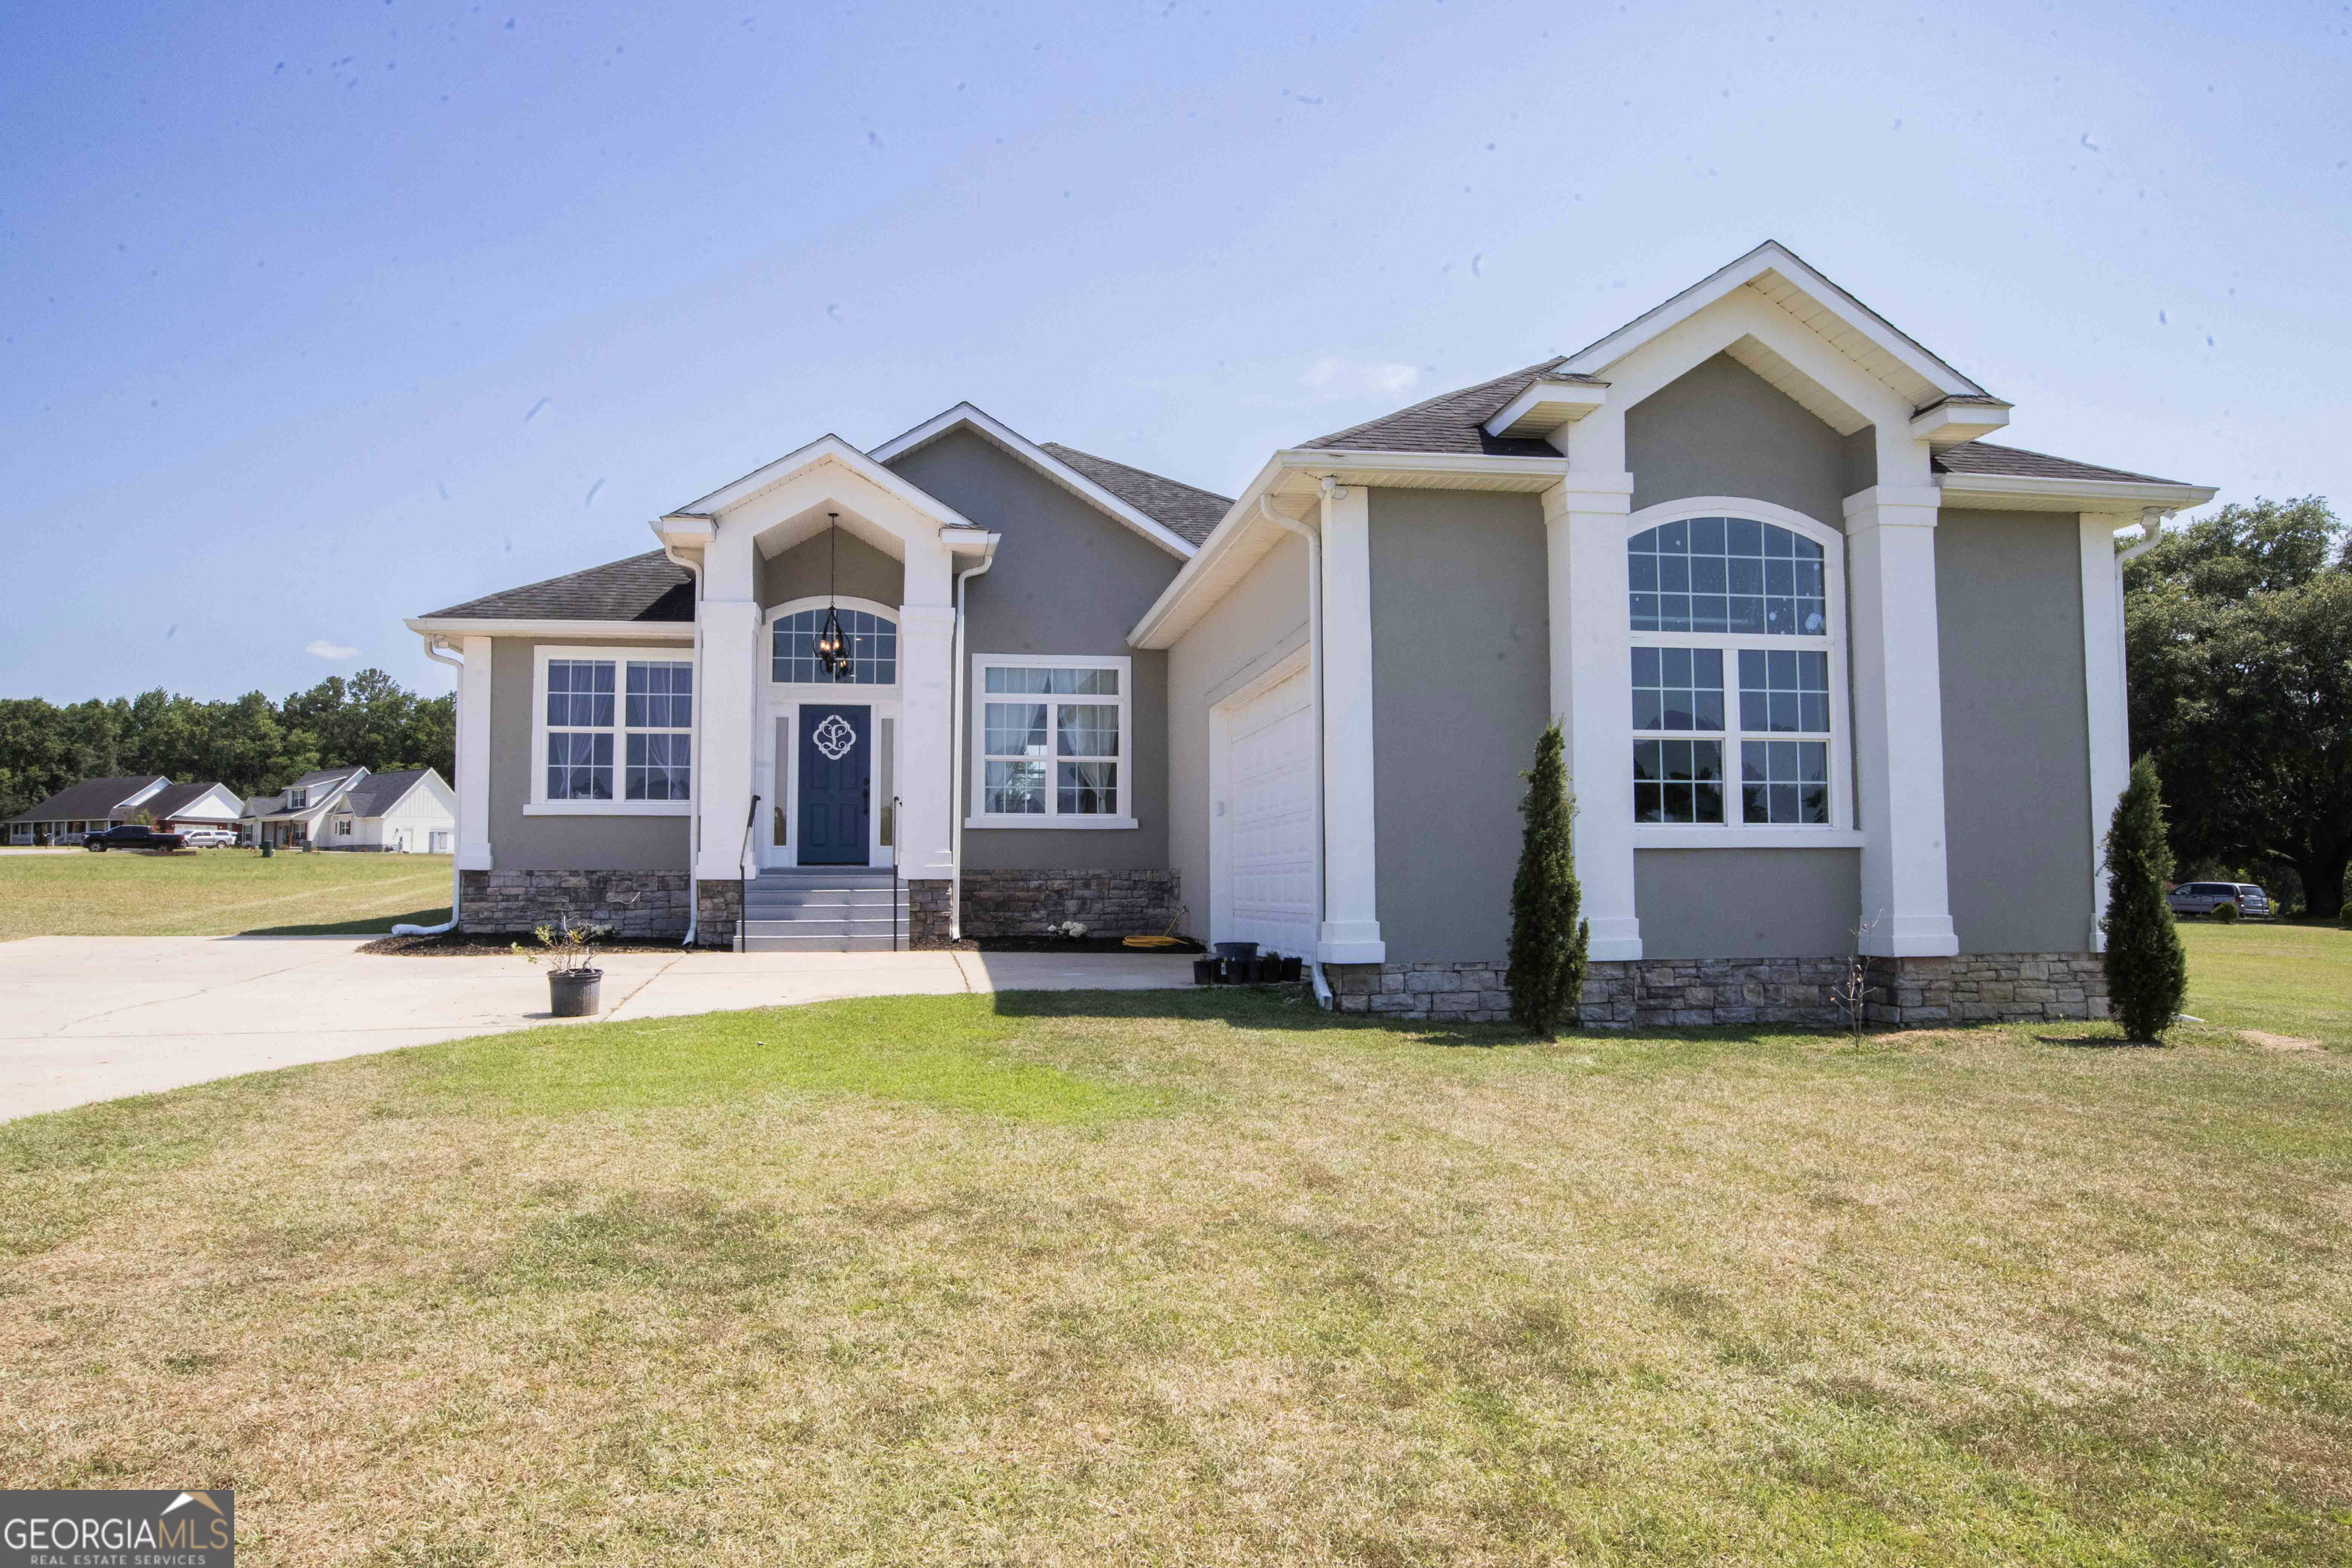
top-left (0, 936), bottom-right (1197, 1121)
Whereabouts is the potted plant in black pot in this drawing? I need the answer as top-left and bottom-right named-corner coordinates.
top-left (514, 916), bottom-right (612, 1018)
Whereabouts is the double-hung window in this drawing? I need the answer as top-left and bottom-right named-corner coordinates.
top-left (971, 656), bottom-right (1134, 827)
top-left (1628, 511), bottom-right (1844, 832)
top-left (537, 650), bottom-right (694, 810)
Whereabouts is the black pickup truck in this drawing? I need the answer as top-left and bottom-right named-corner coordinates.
top-left (83, 824), bottom-right (188, 852)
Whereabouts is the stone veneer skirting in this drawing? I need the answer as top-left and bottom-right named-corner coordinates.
top-left (907, 880), bottom-right (953, 947)
top-left (1325, 952), bottom-right (2109, 1028)
top-left (457, 869), bottom-right (742, 947)
top-left (956, 870), bottom-right (1180, 939)
top-left (459, 870), bottom-right (692, 939)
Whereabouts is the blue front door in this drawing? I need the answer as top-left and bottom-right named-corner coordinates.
top-left (797, 704), bottom-right (871, 865)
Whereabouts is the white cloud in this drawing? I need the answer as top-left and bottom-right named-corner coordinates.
top-left (305, 639), bottom-right (359, 659)
top-left (1299, 357), bottom-right (1423, 398)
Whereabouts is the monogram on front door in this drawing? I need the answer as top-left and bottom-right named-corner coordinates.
top-left (797, 704), bottom-right (870, 864)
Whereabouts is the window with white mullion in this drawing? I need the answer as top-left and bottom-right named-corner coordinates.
top-left (539, 653), bottom-right (694, 805)
top-left (974, 659), bottom-right (1130, 823)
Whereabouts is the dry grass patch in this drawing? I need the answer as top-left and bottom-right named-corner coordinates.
top-left (4, 990), bottom-right (2352, 1563)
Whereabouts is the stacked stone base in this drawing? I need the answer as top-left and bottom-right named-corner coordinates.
top-left (459, 870), bottom-right (691, 939)
top-left (1325, 952), bottom-right (2108, 1028)
top-left (907, 880), bottom-right (953, 947)
top-left (956, 870), bottom-right (1180, 939)
top-left (695, 880), bottom-right (742, 949)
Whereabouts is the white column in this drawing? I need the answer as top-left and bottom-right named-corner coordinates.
top-left (2079, 512), bottom-right (2132, 950)
top-left (1842, 485), bottom-right (1958, 956)
top-left (1546, 473), bottom-right (1642, 959)
top-left (1315, 479), bottom-right (1383, 964)
top-left (691, 527), bottom-right (760, 880)
top-left (456, 635), bottom-right (493, 870)
top-left (897, 603), bottom-right (957, 877)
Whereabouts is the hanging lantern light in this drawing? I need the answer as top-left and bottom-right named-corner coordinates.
top-left (815, 513), bottom-right (852, 679)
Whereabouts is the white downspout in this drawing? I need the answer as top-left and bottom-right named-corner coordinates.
top-left (2112, 508), bottom-right (2169, 760)
top-left (1261, 495), bottom-right (1331, 1008)
top-left (394, 636), bottom-right (466, 936)
top-left (947, 534), bottom-right (1000, 940)
top-left (665, 538), bottom-right (709, 946)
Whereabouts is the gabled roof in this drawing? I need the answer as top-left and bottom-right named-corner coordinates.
top-left (1039, 443), bottom-right (1233, 546)
top-left (869, 403), bottom-right (1200, 559)
top-left (335, 769), bottom-right (442, 818)
top-left (143, 782), bottom-right (239, 820)
top-left (4, 776), bottom-right (168, 825)
top-left (424, 550), bottom-right (694, 623)
top-left (1300, 358), bottom-right (1588, 457)
top-left (291, 766), bottom-right (365, 791)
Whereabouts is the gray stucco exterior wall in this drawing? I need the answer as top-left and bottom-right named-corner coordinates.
top-left (488, 636), bottom-right (694, 872)
top-left (884, 427), bottom-right (1185, 873)
top-left (1367, 487), bottom-right (1550, 963)
top-left (1625, 353), bottom-right (1850, 531)
top-left (1165, 534), bottom-right (1311, 945)
top-left (1635, 848), bottom-right (1861, 959)
top-left (760, 526), bottom-right (903, 610)
top-left (1936, 510), bottom-right (2095, 954)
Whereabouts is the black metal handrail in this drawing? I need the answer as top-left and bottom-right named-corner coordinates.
top-left (737, 794), bottom-right (760, 950)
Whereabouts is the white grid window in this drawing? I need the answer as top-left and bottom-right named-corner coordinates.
top-left (773, 608), bottom-right (896, 684)
top-left (971, 658), bottom-right (1134, 827)
top-left (1626, 507), bottom-right (1848, 836)
top-left (536, 653), bottom-right (694, 810)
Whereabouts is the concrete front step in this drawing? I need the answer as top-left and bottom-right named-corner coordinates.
top-left (740, 933), bottom-right (905, 952)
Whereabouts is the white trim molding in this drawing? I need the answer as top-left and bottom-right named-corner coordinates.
top-left (965, 652), bottom-right (1138, 831)
top-left (1546, 470), bottom-right (1643, 960)
top-left (1314, 480), bottom-right (1383, 964)
top-left (456, 635), bottom-right (493, 869)
top-left (1842, 485), bottom-right (1959, 956)
top-left (2079, 514), bottom-right (2133, 949)
top-left (404, 616), bottom-right (694, 644)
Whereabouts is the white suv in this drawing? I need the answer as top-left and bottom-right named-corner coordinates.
top-left (180, 828), bottom-right (237, 848)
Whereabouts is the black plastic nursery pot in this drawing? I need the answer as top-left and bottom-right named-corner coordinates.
top-left (548, 968), bottom-right (603, 1018)
top-left (1192, 958), bottom-right (1218, 985)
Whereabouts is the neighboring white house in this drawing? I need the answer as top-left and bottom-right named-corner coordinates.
top-left (142, 781), bottom-right (247, 838)
top-left (322, 769), bottom-right (458, 853)
top-left (241, 766), bottom-right (456, 851)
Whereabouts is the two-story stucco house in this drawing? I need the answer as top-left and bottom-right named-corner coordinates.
top-left (406, 243), bottom-right (2214, 1025)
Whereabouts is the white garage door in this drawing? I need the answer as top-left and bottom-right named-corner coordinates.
top-left (1220, 665), bottom-right (1318, 960)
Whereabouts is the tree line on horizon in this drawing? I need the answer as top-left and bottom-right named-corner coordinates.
top-left (0, 670), bottom-right (454, 822)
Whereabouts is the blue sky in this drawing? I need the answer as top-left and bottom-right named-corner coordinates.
top-left (5, 0), bottom-right (2347, 701)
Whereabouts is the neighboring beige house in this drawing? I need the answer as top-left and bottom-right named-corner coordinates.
top-left (407, 241), bottom-right (2217, 1027)
top-left (242, 766), bottom-right (456, 851)
top-left (142, 781), bottom-right (247, 838)
top-left (5, 776), bottom-right (169, 844)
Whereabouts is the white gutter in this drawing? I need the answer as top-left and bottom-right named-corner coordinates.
top-left (946, 533), bottom-right (1001, 940)
top-left (394, 639), bottom-right (465, 936)
top-left (1260, 495), bottom-right (1333, 1009)
top-left (662, 537), bottom-right (709, 946)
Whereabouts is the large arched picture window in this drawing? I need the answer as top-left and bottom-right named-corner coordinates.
top-left (772, 607), bottom-right (897, 684)
top-left (1627, 509), bottom-right (1844, 831)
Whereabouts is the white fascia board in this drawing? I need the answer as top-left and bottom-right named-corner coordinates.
top-left (870, 401), bottom-right (1199, 560)
top-left (1484, 379), bottom-right (1609, 439)
top-left (938, 526), bottom-right (998, 553)
top-left (652, 512), bottom-right (715, 548)
top-left (1559, 240), bottom-right (1988, 399)
top-left (1909, 398), bottom-right (2012, 446)
top-left (667, 433), bottom-right (981, 532)
top-left (1128, 448), bottom-right (1568, 648)
top-left (1935, 472), bottom-right (2217, 514)
top-left (404, 616), bottom-right (697, 642)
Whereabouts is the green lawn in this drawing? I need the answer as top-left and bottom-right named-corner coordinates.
top-left (3, 924), bottom-right (2350, 1562)
top-left (0, 848), bottom-right (452, 937)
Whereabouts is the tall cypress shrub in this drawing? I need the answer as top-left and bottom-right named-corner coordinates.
top-left (2102, 754), bottom-right (2189, 1043)
top-left (1508, 721), bottom-right (1590, 1037)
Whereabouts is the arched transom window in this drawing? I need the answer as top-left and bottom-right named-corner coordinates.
top-left (772, 608), bottom-right (897, 685)
top-left (1628, 512), bottom-right (1844, 831)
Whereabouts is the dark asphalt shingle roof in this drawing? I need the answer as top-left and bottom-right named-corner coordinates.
top-left (1931, 441), bottom-right (2180, 485)
top-left (426, 550), bottom-right (695, 622)
top-left (1040, 443), bottom-right (1233, 546)
top-left (1300, 360), bottom-right (2191, 488)
top-left (335, 769), bottom-right (436, 818)
top-left (4, 776), bottom-right (168, 825)
top-left (1298, 358), bottom-right (1599, 457)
